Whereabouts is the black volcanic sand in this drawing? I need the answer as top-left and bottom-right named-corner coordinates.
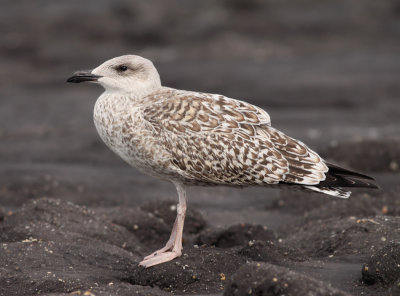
top-left (1, 194), bottom-right (400, 296)
top-left (1, 0), bottom-right (400, 295)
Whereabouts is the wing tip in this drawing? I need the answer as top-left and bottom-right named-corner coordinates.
top-left (326, 162), bottom-right (376, 181)
top-left (320, 162), bottom-right (380, 189)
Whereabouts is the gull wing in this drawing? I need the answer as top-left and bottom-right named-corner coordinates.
top-left (141, 89), bottom-right (328, 186)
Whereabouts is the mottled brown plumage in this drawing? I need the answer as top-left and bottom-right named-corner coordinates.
top-left (140, 88), bottom-right (328, 187)
top-left (67, 55), bottom-right (378, 268)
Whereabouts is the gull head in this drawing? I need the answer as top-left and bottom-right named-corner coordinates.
top-left (67, 55), bottom-right (161, 96)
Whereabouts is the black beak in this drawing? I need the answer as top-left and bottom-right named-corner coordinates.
top-left (66, 70), bottom-right (102, 83)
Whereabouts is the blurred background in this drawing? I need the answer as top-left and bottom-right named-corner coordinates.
top-left (0, 0), bottom-right (399, 224)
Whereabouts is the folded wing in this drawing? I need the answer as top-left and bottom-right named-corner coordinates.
top-left (142, 89), bottom-right (331, 187)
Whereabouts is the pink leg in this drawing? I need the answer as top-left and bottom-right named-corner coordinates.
top-left (139, 183), bottom-right (187, 268)
top-left (142, 215), bottom-right (178, 260)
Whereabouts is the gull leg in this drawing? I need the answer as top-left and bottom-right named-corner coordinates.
top-left (139, 183), bottom-right (187, 267)
top-left (142, 215), bottom-right (178, 260)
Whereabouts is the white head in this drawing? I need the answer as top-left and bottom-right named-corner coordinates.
top-left (67, 55), bottom-right (162, 97)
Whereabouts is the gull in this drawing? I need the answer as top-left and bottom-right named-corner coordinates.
top-left (67, 55), bottom-right (378, 267)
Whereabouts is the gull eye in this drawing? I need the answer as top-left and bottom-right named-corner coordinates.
top-left (117, 65), bottom-right (128, 72)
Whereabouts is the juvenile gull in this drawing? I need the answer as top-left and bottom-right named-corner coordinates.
top-left (67, 55), bottom-right (378, 267)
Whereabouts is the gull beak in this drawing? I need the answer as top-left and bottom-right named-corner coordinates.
top-left (66, 70), bottom-right (102, 83)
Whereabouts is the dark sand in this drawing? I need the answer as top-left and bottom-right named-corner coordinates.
top-left (0, 1), bottom-right (399, 295)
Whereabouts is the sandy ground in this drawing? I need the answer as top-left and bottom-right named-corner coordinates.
top-left (0, 1), bottom-right (399, 295)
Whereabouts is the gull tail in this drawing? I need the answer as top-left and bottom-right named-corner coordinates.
top-left (303, 162), bottom-right (379, 199)
top-left (303, 185), bottom-right (351, 198)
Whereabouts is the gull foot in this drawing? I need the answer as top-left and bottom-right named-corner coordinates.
top-left (139, 250), bottom-right (181, 268)
top-left (143, 244), bottom-right (173, 260)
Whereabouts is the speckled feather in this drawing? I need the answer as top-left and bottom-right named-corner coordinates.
top-left (87, 55), bottom-right (378, 200)
top-left (70, 55), bottom-right (379, 268)
top-left (143, 88), bottom-right (330, 186)
top-left (94, 87), bottom-right (329, 188)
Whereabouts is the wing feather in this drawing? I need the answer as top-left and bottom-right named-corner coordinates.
top-left (141, 88), bottom-right (327, 186)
